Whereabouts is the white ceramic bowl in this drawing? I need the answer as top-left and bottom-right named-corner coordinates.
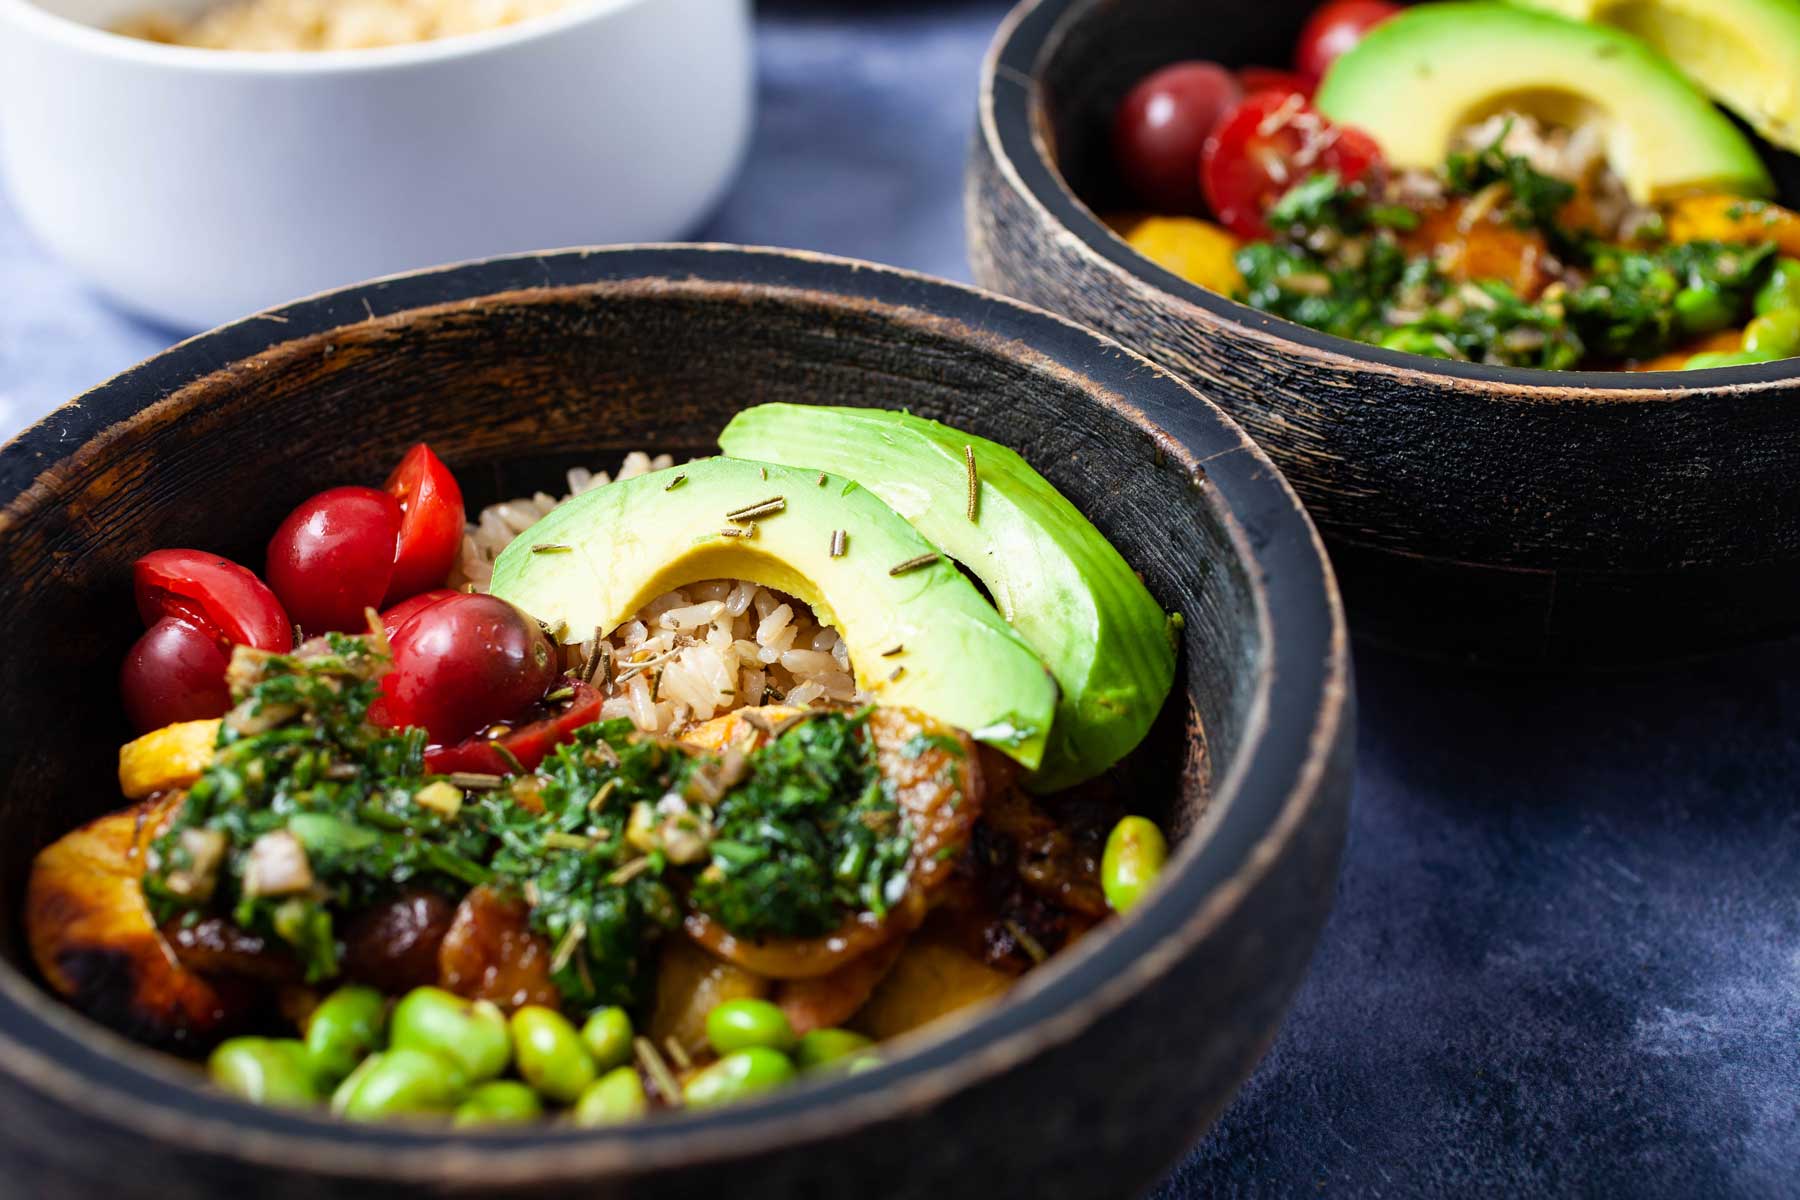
top-left (0, 0), bottom-right (754, 329)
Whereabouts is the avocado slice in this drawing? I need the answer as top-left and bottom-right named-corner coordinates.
top-left (719, 405), bottom-right (1175, 792)
top-left (1512, 0), bottom-right (1800, 154)
top-left (1314, 2), bottom-right (1773, 203)
top-left (488, 457), bottom-right (1058, 770)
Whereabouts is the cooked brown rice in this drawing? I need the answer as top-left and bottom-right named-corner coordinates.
top-left (456, 452), bottom-right (862, 738)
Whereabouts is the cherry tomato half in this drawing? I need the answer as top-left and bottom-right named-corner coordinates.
top-left (1236, 66), bottom-right (1315, 101)
top-left (378, 593), bottom-right (557, 747)
top-left (134, 549), bottom-right (293, 653)
top-left (382, 444), bottom-right (465, 607)
top-left (424, 680), bottom-right (603, 776)
top-left (1293, 0), bottom-right (1401, 82)
top-left (1202, 91), bottom-right (1386, 238)
top-left (266, 486), bottom-right (403, 635)
top-left (1111, 60), bottom-right (1243, 213)
top-left (379, 588), bottom-right (459, 644)
top-left (121, 616), bottom-right (233, 733)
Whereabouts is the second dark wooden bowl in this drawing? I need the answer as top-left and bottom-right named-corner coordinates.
top-left (0, 246), bottom-right (1350, 1197)
top-left (967, 0), bottom-right (1800, 669)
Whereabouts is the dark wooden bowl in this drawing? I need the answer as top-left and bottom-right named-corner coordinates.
top-left (967, 0), bottom-right (1800, 669)
top-left (0, 246), bottom-right (1351, 1198)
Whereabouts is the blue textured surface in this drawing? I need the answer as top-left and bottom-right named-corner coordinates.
top-left (3, 2), bottom-right (1797, 1195)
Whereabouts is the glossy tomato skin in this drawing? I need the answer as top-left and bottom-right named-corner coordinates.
top-left (1236, 66), bottom-right (1315, 100)
top-left (378, 588), bottom-right (459, 644)
top-left (1202, 91), bottom-right (1387, 238)
top-left (134, 549), bottom-right (293, 652)
top-left (266, 486), bottom-right (403, 635)
top-left (120, 616), bottom-right (233, 732)
top-left (1293, 0), bottom-right (1401, 82)
top-left (425, 680), bottom-right (602, 776)
top-left (382, 444), bottom-right (465, 606)
top-left (1112, 61), bottom-right (1243, 212)
top-left (379, 593), bottom-right (557, 747)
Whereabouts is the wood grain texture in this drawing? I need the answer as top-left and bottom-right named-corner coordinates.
top-left (0, 248), bottom-right (1350, 1197)
top-left (967, 0), bottom-right (1800, 668)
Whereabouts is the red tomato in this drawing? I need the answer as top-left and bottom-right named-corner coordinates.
top-left (1111, 61), bottom-right (1243, 212)
top-left (378, 593), bottom-right (557, 746)
top-left (382, 444), bottom-right (465, 606)
top-left (1202, 91), bottom-right (1386, 238)
top-left (1293, 0), bottom-right (1401, 82)
top-left (133, 549), bottom-right (293, 653)
top-left (266, 486), bottom-right (403, 635)
top-left (120, 616), bottom-right (233, 732)
top-left (425, 680), bottom-right (603, 776)
top-left (379, 588), bottom-right (459, 644)
top-left (1236, 66), bottom-right (1315, 100)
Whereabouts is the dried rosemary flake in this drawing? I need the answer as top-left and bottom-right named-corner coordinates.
top-left (1003, 918), bottom-right (1049, 965)
top-left (664, 473), bottom-right (687, 491)
top-left (607, 856), bottom-right (654, 886)
top-left (446, 771), bottom-right (505, 790)
top-left (880, 644), bottom-right (904, 657)
top-left (550, 920), bottom-right (587, 974)
top-left (635, 1037), bottom-right (683, 1108)
top-left (545, 686), bottom-right (575, 702)
top-left (817, 472), bottom-right (827, 487)
top-left (725, 496), bottom-right (786, 523)
top-left (491, 742), bottom-right (525, 774)
top-left (760, 466), bottom-right (768, 481)
top-left (888, 665), bottom-right (905, 682)
top-left (530, 543), bottom-right (572, 554)
top-left (543, 831), bottom-right (594, 852)
top-left (718, 525), bottom-right (755, 539)
top-left (829, 529), bottom-right (847, 558)
top-left (663, 1037), bottom-right (694, 1072)
top-left (964, 443), bottom-right (980, 522)
top-left (888, 552), bottom-right (940, 576)
top-left (587, 778), bottom-right (619, 815)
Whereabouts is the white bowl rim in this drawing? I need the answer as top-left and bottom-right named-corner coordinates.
top-left (0, 0), bottom-right (657, 73)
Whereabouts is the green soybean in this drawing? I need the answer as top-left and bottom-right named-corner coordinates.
top-left (580, 1007), bottom-right (635, 1072)
top-left (572, 1066), bottom-right (649, 1126)
top-left (338, 1046), bottom-right (468, 1120)
top-left (208, 1038), bottom-right (320, 1107)
top-left (1378, 327), bottom-right (1448, 357)
top-left (453, 1080), bottom-right (545, 1126)
top-left (390, 986), bottom-right (511, 1083)
top-left (1754, 257), bottom-right (1800, 315)
top-left (706, 998), bottom-right (798, 1055)
top-left (511, 1006), bottom-right (597, 1104)
top-left (843, 1053), bottom-right (884, 1075)
top-left (1745, 309), bottom-right (1800, 359)
top-left (331, 1052), bottom-right (386, 1115)
top-left (1674, 285), bottom-right (1734, 336)
top-left (794, 1028), bottom-right (873, 1070)
top-left (305, 985), bottom-right (387, 1083)
top-left (682, 1047), bottom-right (797, 1109)
top-left (1101, 815), bottom-right (1168, 914)
top-left (1684, 349), bottom-right (1772, 370)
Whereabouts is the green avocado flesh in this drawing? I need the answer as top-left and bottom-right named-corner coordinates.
top-left (1512, 0), bottom-right (1800, 154)
top-left (488, 457), bottom-right (1058, 770)
top-left (1315, 2), bottom-right (1773, 203)
top-left (720, 404), bottom-right (1175, 792)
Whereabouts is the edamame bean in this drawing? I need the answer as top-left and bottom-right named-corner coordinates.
top-left (682, 1047), bottom-right (797, 1109)
top-left (331, 1052), bottom-right (385, 1115)
top-left (453, 1080), bottom-right (545, 1126)
top-left (572, 1066), bottom-right (649, 1126)
top-left (305, 985), bottom-right (387, 1083)
top-left (1674, 286), bottom-right (1733, 336)
top-left (390, 986), bottom-right (511, 1082)
top-left (208, 1037), bottom-right (320, 1107)
top-left (511, 1006), bottom-right (597, 1104)
top-left (580, 1007), bottom-right (635, 1072)
top-left (844, 1053), bottom-right (884, 1076)
top-left (1745, 309), bottom-right (1800, 359)
top-left (1101, 816), bottom-right (1168, 914)
top-left (1684, 349), bottom-right (1771, 370)
top-left (338, 1046), bottom-right (468, 1120)
top-left (706, 998), bottom-right (798, 1055)
top-left (1754, 257), bottom-right (1800, 315)
top-left (794, 1028), bottom-right (873, 1070)
top-left (1378, 328), bottom-right (1447, 357)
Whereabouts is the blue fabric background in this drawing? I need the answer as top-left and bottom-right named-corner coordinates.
top-left (3, 2), bottom-right (1796, 1194)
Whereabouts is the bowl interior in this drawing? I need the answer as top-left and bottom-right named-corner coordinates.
top-left (0, 253), bottom-right (1286, 1135)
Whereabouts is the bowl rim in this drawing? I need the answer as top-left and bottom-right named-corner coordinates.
top-left (0, 244), bottom-right (1350, 1183)
top-left (978, 0), bottom-right (1800, 396)
top-left (0, 0), bottom-right (673, 73)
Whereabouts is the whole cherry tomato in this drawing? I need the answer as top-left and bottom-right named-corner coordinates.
top-left (425, 680), bottom-right (603, 776)
top-left (1111, 61), bottom-right (1243, 212)
top-left (1293, 0), bottom-right (1401, 82)
top-left (378, 588), bottom-right (459, 644)
top-left (382, 444), bottom-right (465, 606)
top-left (1202, 91), bottom-right (1386, 238)
top-left (266, 486), bottom-right (403, 635)
top-left (134, 549), bottom-right (293, 652)
top-left (378, 593), bottom-right (557, 746)
top-left (120, 616), bottom-right (233, 732)
top-left (1236, 66), bottom-right (1315, 100)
